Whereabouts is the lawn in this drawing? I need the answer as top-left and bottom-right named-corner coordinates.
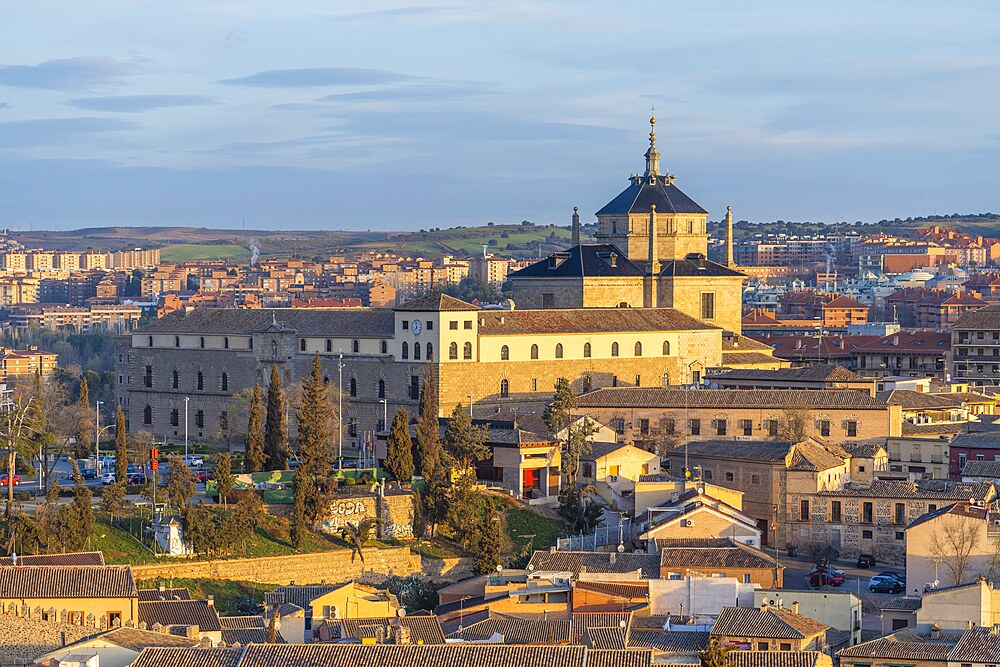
top-left (160, 243), bottom-right (251, 262)
top-left (504, 506), bottom-right (565, 553)
top-left (93, 518), bottom-right (160, 564)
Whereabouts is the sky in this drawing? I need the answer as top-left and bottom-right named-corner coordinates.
top-left (0, 1), bottom-right (997, 231)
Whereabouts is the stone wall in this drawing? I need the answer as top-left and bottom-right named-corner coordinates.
top-left (314, 490), bottom-right (415, 541)
top-left (0, 614), bottom-right (99, 666)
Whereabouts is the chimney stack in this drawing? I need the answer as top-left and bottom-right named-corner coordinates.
top-left (571, 207), bottom-right (581, 247)
top-left (724, 206), bottom-right (735, 268)
top-left (207, 596), bottom-right (214, 607)
top-left (791, 602), bottom-right (799, 615)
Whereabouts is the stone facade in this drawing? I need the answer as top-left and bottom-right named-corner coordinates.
top-left (0, 614), bottom-right (102, 666)
top-left (316, 490), bottom-right (414, 541)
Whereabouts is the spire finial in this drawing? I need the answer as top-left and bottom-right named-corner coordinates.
top-left (644, 108), bottom-right (661, 178)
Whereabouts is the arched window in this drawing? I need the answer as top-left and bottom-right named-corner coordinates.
top-left (500, 379), bottom-right (509, 398)
top-left (143, 405), bottom-right (152, 425)
top-left (378, 379), bottom-right (385, 398)
top-left (464, 342), bottom-right (473, 360)
top-left (197, 372), bottom-right (204, 390)
top-left (350, 378), bottom-right (357, 397)
top-left (611, 342), bottom-right (619, 357)
top-left (326, 339), bottom-right (332, 352)
top-left (300, 339), bottom-right (306, 352)
top-left (172, 370), bottom-right (179, 389)
top-left (221, 373), bottom-right (228, 391)
top-left (224, 337), bottom-right (229, 349)
top-left (402, 342), bottom-right (409, 359)
top-left (635, 341), bottom-right (642, 357)
top-left (583, 342), bottom-right (591, 358)
top-left (663, 340), bottom-right (670, 355)
top-left (500, 345), bottom-right (509, 360)
top-left (426, 343), bottom-right (433, 360)
top-left (352, 339), bottom-right (359, 353)
top-left (449, 342), bottom-right (459, 360)
top-left (380, 340), bottom-right (387, 354)
top-left (555, 343), bottom-right (563, 359)
top-left (199, 336), bottom-right (205, 349)
top-left (414, 342), bottom-right (421, 360)
top-left (531, 344), bottom-right (539, 360)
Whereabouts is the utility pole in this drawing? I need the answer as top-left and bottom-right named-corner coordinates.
top-left (95, 400), bottom-right (103, 473)
top-left (184, 397), bottom-right (189, 462)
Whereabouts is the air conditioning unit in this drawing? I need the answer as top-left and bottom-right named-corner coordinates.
top-left (610, 475), bottom-right (619, 482)
top-left (684, 519), bottom-right (695, 527)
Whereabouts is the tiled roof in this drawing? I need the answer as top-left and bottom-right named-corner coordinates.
top-left (660, 255), bottom-right (745, 278)
top-left (575, 580), bottom-right (650, 600)
top-left (220, 627), bottom-right (283, 645)
top-left (627, 629), bottom-right (710, 652)
top-left (657, 538), bottom-right (780, 570)
top-left (723, 336), bottom-right (776, 353)
top-left (821, 479), bottom-right (994, 500)
top-left (137, 600), bottom-right (223, 632)
top-left (951, 432), bottom-right (1000, 450)
top-left (219, 616), bottom-right (264, 629)
top-left (711, 606), bottom-right (828, 640)
top-left (961, 459), bottom-right (1000, 478)
top-left (447, 614), bottom-right (571, 644)
top-left (60, 627), bottom-right (200, 652)
top-left (576, 388), bottom-right (885, 410)
top-left (0, 565), bottom-right (136, 598)
top-left (720, 352), bottom-right (781, 365)
top-left (853, 332), bottom-right (950, 353)
top-left (395, 293), bottom-right (481, 312)
top-left (953, 304), bottom-right (1000, 330)
top-left (838, 440), bottom-right (887, 459)
top-left (265, 584), bottom-right (336, 610)
top-left (528, 551), bottom-right (661, 578)
top-left (339, 615), bottom-right (446, 645)
top-left (596, 177), bottom-right (707, 216)
top-left (879, 596), bottom-right (922, 611)
top-left (572, 612), bottom-right (636, 639)
top-left (838, 630), bottom-right (955, 661)
top-left (586, 649), bottom-right (654, 667)
top-left (901, 421), bottom-right (967, 436)
top-left (583, 441), bottom-right (632, 461)
top-left (477, 308), bottom-right (718, 336)
top-left (669, 439), bottom-right (796, 463)
top-left (509, 244), bottom-right (644, 279)
top-left (232, 643), bottom-right (589, 667)
top-left (949, 626), bottom-right (1000, 663)
top-left (586, 626), bottom-right (628, 650)
top-left (787, 441), bottom-right (847, 472)
top-left (907, 501), bottom-right (987, 531)
top-left (139, 308), bottom-right (395, 337)
top-left (875, 389), bottom-right (962, 409)
top-left (730, 651), bottom-right (829, 667)
top-left (1, 551), bottom-right (105, 566)
top-left (130, 647), bottom-right (243, 667)
top-left (707, 364), bottom-right (867, 384)
top-left (138, 588), bottom-right (192, 601)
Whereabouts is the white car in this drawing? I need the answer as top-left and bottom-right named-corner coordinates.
top-left (183, 455), bottom-right (204, 468)
top-left (101, 472), bottom-right (116, 485)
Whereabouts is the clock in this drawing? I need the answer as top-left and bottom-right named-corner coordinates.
top-left (411, 320), bottom-right (422, 335)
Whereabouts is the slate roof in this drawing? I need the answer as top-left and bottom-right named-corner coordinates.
top-left (660, 255), bottom-right (745, 278)
top-left (138, 587), bottom-right (192, 601)
top-left (131, 647), bottom-right (243, 667)
top-left (730, 652), bottom-right (829, 667)
top-left (137, 600), bottom-right (223, 632)
top-left (949, 626), bottom-right (1000, 663)
top-left (338, 615), bottom-right (446, 645)
top-left (711, 606), bottom-right (829, 640)
top-left (0, 565), bottom-right (136, 598)
top-left (395, 293), bottom-right (481, 312)
top-left (576, 388), bottom-right (886, 410)
top-left (596, 176), bottom-right (708, 215)
top-left (265, 584), bottom-right (336, 610)
top-left (232, 644), bottom-right (589, 667)
top-left (961, 459), bottom-right (1000, 478)
top-left (586, 649), bottom-right (654, 667)
top-left (447, 614), bottom-right (571, 644)
top-left (707, 364), bottom-right (867, 384)
top-left (906, 501), bottom-right (987, 531)
top-left (509, 244), bottom-right (644, 279)
top-left (1, 551), bottom-right (105, 566)
top-left (838, 630), bottom-right (955, 661)
top-left (139, 308), bottom-right (395, 337)
top-left (527, 551), bottom-right (661, 578)
top-left (477, 308), bottom-right (718, 336)
top-left (656, 538), bottom-right (780, 570)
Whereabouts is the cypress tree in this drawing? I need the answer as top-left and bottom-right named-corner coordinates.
top-left (245, 384), bottom-right (265, 473)
top-left (66, 460), bottom-right (94, 552)
top-left (166, 454), bottom-right (196, 511)
top-left (264, 364), bottom-right (288, 470)
top-left (385, 408), bottom-right (414, 484)
top-left (295, 354), bottom-right (332, 522)
top-left (75, 377), bottom-right (94, 459)
top-left (443, 403), bottom-right (489, 473)
top-left (114, 405), bottom-right (128, 482)
top-left (214, 451), bottom-right (234, 508)
top-left (474, 504), bottom-right (504, 575)
top-left (414, 365), bottom-right (441, 476)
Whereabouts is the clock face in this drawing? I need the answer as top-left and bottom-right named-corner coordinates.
top-left (411, 320), bottom-right (422, 335)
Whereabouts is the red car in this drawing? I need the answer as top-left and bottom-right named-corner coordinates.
top-left (810, 568), bottom-right (846, 587)
top-left (0, 474), bottom-right (20, 486)
top-left (197, 472), bottom-right (214, 484)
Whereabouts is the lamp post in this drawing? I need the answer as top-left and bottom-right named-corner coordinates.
top-left (379, 399), bottom-right (387, 433)
top-left (95, 401), bottom-right (104, 472)
top-left (184, 397), bottom-right (189, 462)
top-left (467, 394), bottom-right (472, 417)
top-left (338, 352), bottom-right (344, 469)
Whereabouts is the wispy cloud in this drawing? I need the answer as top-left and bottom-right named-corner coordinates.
top-left (0, 102), bottom-right (10, 110)
top-left (217, 67), bottom-right (417, 88)
top-left (317, 80), bottom-right (497, 104)
top-left (0, 117), bottom-right (138, 148)
top-left (0, 56), bottom-right (143, 90)
top-left (68, 94), bottom-right (216, 112)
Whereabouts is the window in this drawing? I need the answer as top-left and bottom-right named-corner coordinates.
top-left (542, 293), bottom-right (555, 308)
top-left (402, 320), bottom-right (409, 330)
top-left (800, 499), bottom-right (810, 521)
top-left (692, 370), bottom-right (701, 384)
top-left (611, 418), bottom-right (625, 434)
top-left (144, 365), bottom-right (152, 388)
top-left (531, 378), bottom-right (537, 392)
top-left (426, 321), bottom-right (433, 331)
top-left (831, 501), bottom-right (842, 522)
top-left (500, 345), bottom-right (509, 360)
top-left (426, 343), bottom-right (433, 360)
top-left (862, 502), bottom-right (873, 524)
top-left (326, 339), bottom-right (332, 352)
top-left (249, 338), bottom-right (253, 350)
top-left (500, 379), bottom-right (509, 398)
top-left (780, 643), bottom-right (792, 652)
top-left (896, 531), bottom-right (905, 540)
top-left (611, 342), bottom-right (619, 357)
top-left (197, 372), bottom-right (204, 390)
top-left (224, 337), bottom-right (229, 349)
top-left (300, 339), bottom-right (306, 352)
top-left (410, 375), bottom-right (420, 400)
top-left (663, 340), bottom-right (670, 355)
top-left (555, 343), bottom-right (563, 359)
top-left (716, 419), bottom-right (727, 436)
top-left (352, 339), bottom-right (359, 353)
top-left (350, 378), bottom-right (357, 397)
top-left (584, 342), bottom-right (591, 358)
top-left (449, 342), bottom-right (458, 360)
top-left (929, 504), bottom-right (937, 512)
top-left (634, 341), bottom-right (642, 357)
top-left (662, 373), bottom-right (670, 387)
top-left (220, 411), bottom-right (229, 433)
top-left (464, 320), bottom-right (472, 330)
top-left (402, 342), bottom-right (409, 359)
top-left (172, 370), bottom-right (179, 389)
top-left (378, 379), bottom-right (385, 399)
top-left (450, 321), bottom-right (458, 330)
top-left (107, 611), bottom-right (122, 628)
top-left (756, 641), bottom-right (769, 651)
top-left (531, 344), bottom-right (539, 359)
top-left (635, 374), bottom-right (641, 387)
top-left (348, 419), bottom-right (359, 437)
top-left (464, 342), bottom-right (473, 360)
top-left (195, 410), bottom-right (204, 429)
top-left (143, 405), bottom-right (152, 425)
top-left (862, 529), bottom-right (873, 539)
top-left (894, 503), bottom-right (905, 525)
top-left (847, 421), bottom-right (858, 437)
top-left (819, 420), bottom-right (831, 437)
top-left (725, 471), bottom-right (734, 482)
top-left (959, 453), bottom-right (967, 469)
top-left (765, 419), bottom-right (779, 437)
top-left (667, 571), bottom-right (682, 580)
top-left (221, 373), bottom-right (228, 391)
top-left (582, 462), bottom-right (594, 478)
top-left (414, 342), bottom-right (421, 360)
top-left (701, 292), bottom-right (715, 320)
top-left (170, 409), bottom-right (179, 427)
top-left (739, 419), bottom-right (753, 436)
top-left (751, 474), bottom-right (761, 484)
top-left (690, 419), bottom-right (701, 435)
top-left (381, 340), bottom-right (388, 354)
top-left (148, 335), bottom-right (153, 347)
top-left (199, 336), bottom-right (205, 349)
top-left (639, 419), bottom-right (650, 435)
top-left (174, 336), bottom-right (180, 347)
top-left (704, 470), bottom-right (713, 480)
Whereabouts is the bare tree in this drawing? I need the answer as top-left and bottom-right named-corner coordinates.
top-left (928, 513), bottom-right (983, 586)
top-left (776, 404), bottom-right (811, 442)
top-left (647, 414), bottom-right (682, 458)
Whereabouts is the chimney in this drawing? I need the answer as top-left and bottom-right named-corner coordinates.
top-left (9, 553), bottom-right (15, 566)
top-left (571, 207), bottom-right (581, 247)
top-left (930, 625), bottom-right (940, 640)
top-left (185, 625), bottom-right (200, 638)
top-left (159, 583), bottom-right (165, 593)
top-left (207, 595), bottom-right (214, 607)
top-left (724, 206), bottom-right (735, 268)
top-left (392, 625), bottom-right (412, 645)
top-left (791, 602), bottom-right (799, 615)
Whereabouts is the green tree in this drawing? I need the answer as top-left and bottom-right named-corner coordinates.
top-left (214, 451), bottom-right (235, 508)
top-left (411, 488), bottom-right (427, 541)
top-left (423, 474), bottom-right (450, 538)
top-left (542, 377), bottom-right (577, 434)
top-left (442, 403), bottom-right (489, 474)
top-left (698, 636), bottom-right (731, 667)
top-left (558, 484), bottom-right (604, 534)
top-left (245, 384), bottom-right (266, 473)
top-left (166, 455), bottom-right (196, 511)
top-left (295, 354), bottom-right (333, 523)
top-left (100, 478), bottom-right (127, 523)
top-left (75, 376), bottom-right (94, 459)
top-left (114, 405), bottom-right (128, 482)
top-left (413, 365), bottom-right (441, 477)
top-left (63, 460), bottom-right (94, 552)
top-left (543, 378), bottom-right (594, 483)
top-left (290, 469), bottom-right (310, 550)
top-left (475, 505), bottom-right (504, 575)
top-left (264, 364), bottom-right (288, 470)
top-left (385, 408), bottom-right (414, 483)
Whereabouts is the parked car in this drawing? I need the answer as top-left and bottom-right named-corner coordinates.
top-left (877, 571), bottom-right (905, 584)
top-left (197, 472), bottom-right (214, 484)
top-left (0, 474), bottom-right (20, 486)
top-left (81, 468), bottom-right (97, 480)
top-left (126, 472), bottom-right (144, 485)
top-left (182, 455), bottom-right (204, 468)
top-left (101, 472), bottom-right (116, 485)
top-left (810, 568), bottom-right (846, 587)
top-left (857, 554), bottom-right (876, 568)
top-left (869, 575), bottom-right (904, 594)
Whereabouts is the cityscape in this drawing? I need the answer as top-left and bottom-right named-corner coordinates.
top-left (1, 2), bottom-right (999, 667)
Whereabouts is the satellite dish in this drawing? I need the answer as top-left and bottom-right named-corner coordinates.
top-left (397, 608), bottom-right (407, 617)
top-left (697, 487), bottom-right (705, 495)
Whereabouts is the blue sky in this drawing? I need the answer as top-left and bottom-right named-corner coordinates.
top-left (1, 1), bottom-right (997, 230)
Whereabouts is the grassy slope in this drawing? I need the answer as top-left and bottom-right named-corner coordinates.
top-left (159, 244), bottom-right (250, 262)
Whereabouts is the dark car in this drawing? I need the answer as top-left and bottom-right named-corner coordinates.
top-left (126, 473), bottom-right (144, 485)
top-left (81, 468), bottom-right (97, 480)
top-left (869, 575), bottom-right (903, 594)
top-left (857, 554), bottom-right (876, 568)
top-left (877, 571), bottom-right (905, 584)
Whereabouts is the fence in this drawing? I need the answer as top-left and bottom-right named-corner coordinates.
top-left (557, 521), bottom-right (636, 552)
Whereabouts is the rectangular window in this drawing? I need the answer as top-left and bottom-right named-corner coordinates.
top-left (862, 529), bottom-right (873, 539)
top-left (831, 501), bottom-right (842, 523)
top-left (639, 419), bottom-right (650, 435)
top-left (701, 292), bottom-right (716, 320)
top-left (144, 365), bottom-right (152, 388)
top-left (862, 502), bottom-right (873, 524)
top-left (751, 474), bottom-right (760, 485)
top-left (739, 419), bottom-right (753, 436)
top-left (847, 421), bottom-right (858, 437)
top-left (744, 574), bottom-right (752, 584)
top-left (464, 320), bottom-right (472, 329)
top-left (542, 293), bottom-right (555, 308)
top-left (800, 499), bottom-right (810, 521)
top-left (612, 418), bottom-right (625, 434)
top-left (766, 420), bottom-right (779, 437)
top-left (449, 321), bottom-right (458, 330)
top-left (581, 463), bottom-right (593, 478)
top-left (410, 375), bottom-right (420, 400)
top-left (959, 453), bottom-right (967, 469)
top-left (820, 420), bottom-right (831, 437)
top-left (894, 503), bottom-right (905, 525)
top-left (195, 410), bottom-right (204, 429)
top-left (690, 419), bottom-right (701, 436)
top-left (401, 320), bottom-right (409, 330)
top-left (531, 378), bottom-right (537, 392)
top-left (219, 411), bottom-right (228, 433)
top-left (664, 419), bottom-right (676, 435)
top-left (170, 409), bottom-right (179, 427)
top-left (426, 321), bottom-right (433, 330)
top-left (716, 419), bottom-right (727, 436)
top-left (757, 642), bottom-right (769, 651)
top-left (635, 374), bottom-right (641, 387)
top-left (896, 531), bottom-right (905, 540)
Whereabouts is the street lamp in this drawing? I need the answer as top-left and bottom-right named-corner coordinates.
top-left (379, 399), bottom-right (387, 433)
top-left (467, 394), bottom-right (472, 417)
top-left (184, 397), bottom-right (190, 462)
top-left (95, 401), bottom-right (104, 472)
top-left (338, 352), bottom-right (344, 469)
